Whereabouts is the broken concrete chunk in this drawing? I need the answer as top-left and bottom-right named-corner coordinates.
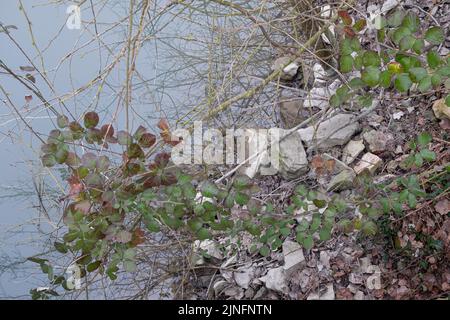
top-left (297, 114), bottom-right (359, 150)
top-left (363, 130), bottom-right (394, 153)
top-left (354, 152), bottom-right (383, 175)
top-left (327, 169), bottom-right (356, 191)
top-left (259, 267), bottom-right (288, 293)
top-left (342, 139), bottom-right (365, 165)
top-left (282, 240), bottom-right (306, 276)
top-left (279, 130), bottom-right (309, 179)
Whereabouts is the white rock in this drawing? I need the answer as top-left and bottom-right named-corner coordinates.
top-left (234, 264), bottom-right (255, 289)
top-left (307, 283), bottom-right (335, 300)
top-left (297, 114), bottom-right (359, 150)
top-left (259, 267), bottom-right (288, 293)
top-left (304, 79), bottom-right (341, 109)
top-left (342, 139), bottom-right (365, 165)
top-left (393, 111), bottom-right (405, 120)
top-left (282, 240), bottom-right (306, 276)
top-left (279, 130), bottom-right (308, 179)
top-left (354, 153), bottom-right (383, 175)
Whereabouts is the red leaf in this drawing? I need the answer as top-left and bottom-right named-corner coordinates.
top-left (344, 26), bottom-right (356, 38)
top-left (338, 10), bottom-right (353, 26)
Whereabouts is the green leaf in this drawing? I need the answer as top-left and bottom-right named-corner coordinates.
top-left (412, 39), bottom-right (424, 54)
top-left (427, 50), bottom-right (442, 69)
top-left (445, 95), bottom-right (450, 107)
top-left (302, 235), bottom-right (314, 250)
top-left (417, 132), bottom-right (432, 147)
top-left (401, 11), bottom-right (420, 32)
top-left (349, 77), bottom-right (365, 89)
top-left (54, 242), bottom-right (68, 254)
top-left (197, 228), bottom-right (211, 240)
top-left (41, 154), bottom-right (56, 167)
top-left (340, 55), bottom-right (353, 73)
top-left (431, 73), bottom-right (443, 87)
top-left (319, 228), bottom-right (332, 241)
top-left (259, 245), bottom-right (270, 257)
top-left (361, 221), bottom-right (378, 236)
top-left (379, 70), bottom-right (392, 88)
top-left (409, 67), bottom-right (428, 83)
top-left (362, 66), bottom-right (381, 87)
top-left (200, 181), bottom-right (219, 198)
top-left (350, 37), bottom-right (361, 51)
top-left (395, 74), bottom-right (413, 92)
top-left (233, 192), bottom-right (248, 206)
top-left (329, 94), bottom-right (341, 107)
top-left (407, 193), bottom-right (417, 209)
top-left (414, 153), bottom-right (424, 167)
top-left (399, 35), bottom-right (415, 51)
top-left (340, 38), bottom-right (353, 55)
top-left (425, 26), bottom-right (444, 45)
top-left (362, 51), bottom-right (381, 67)
top-left (418, 76), bottom-right (432, 93)
top-left (419, 149), bottom-right (436, 161)
top-left (357, 95), bottom-right (373, 108)
top-left (387, 10), bottom-right (404, 27)
top-left (392, 26), bottom-right (411, 44)
top-left (87, 261), bottom-right (101, 272)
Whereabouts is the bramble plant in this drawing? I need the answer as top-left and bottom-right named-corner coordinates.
top-left (331, 9), bottom-right (450, 108)
top-left (29, 8), bottom-right (449, 299)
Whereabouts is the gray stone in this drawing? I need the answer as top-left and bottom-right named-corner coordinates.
top-left (363, 130), bottom-right (394, 153)
top-left (342, 139), bottom-right (365, 165)
top-left (282, 240), bottom-right (306, 276)
top-left (279, 130), bottom-right (308, 179)
top-left (259, 267), bottom-right (288, 293)
top-left (297, 114), bottom-right (359, 150)
top-left (327, 169), bottom-right (356, 191)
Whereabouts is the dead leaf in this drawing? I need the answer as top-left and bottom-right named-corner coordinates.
top-left (26, 73), bottom-right (36, 83)
top-left (435, 199), bottom-right (450, 215)
top-left (20, 66), bottom-right (35, 72)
